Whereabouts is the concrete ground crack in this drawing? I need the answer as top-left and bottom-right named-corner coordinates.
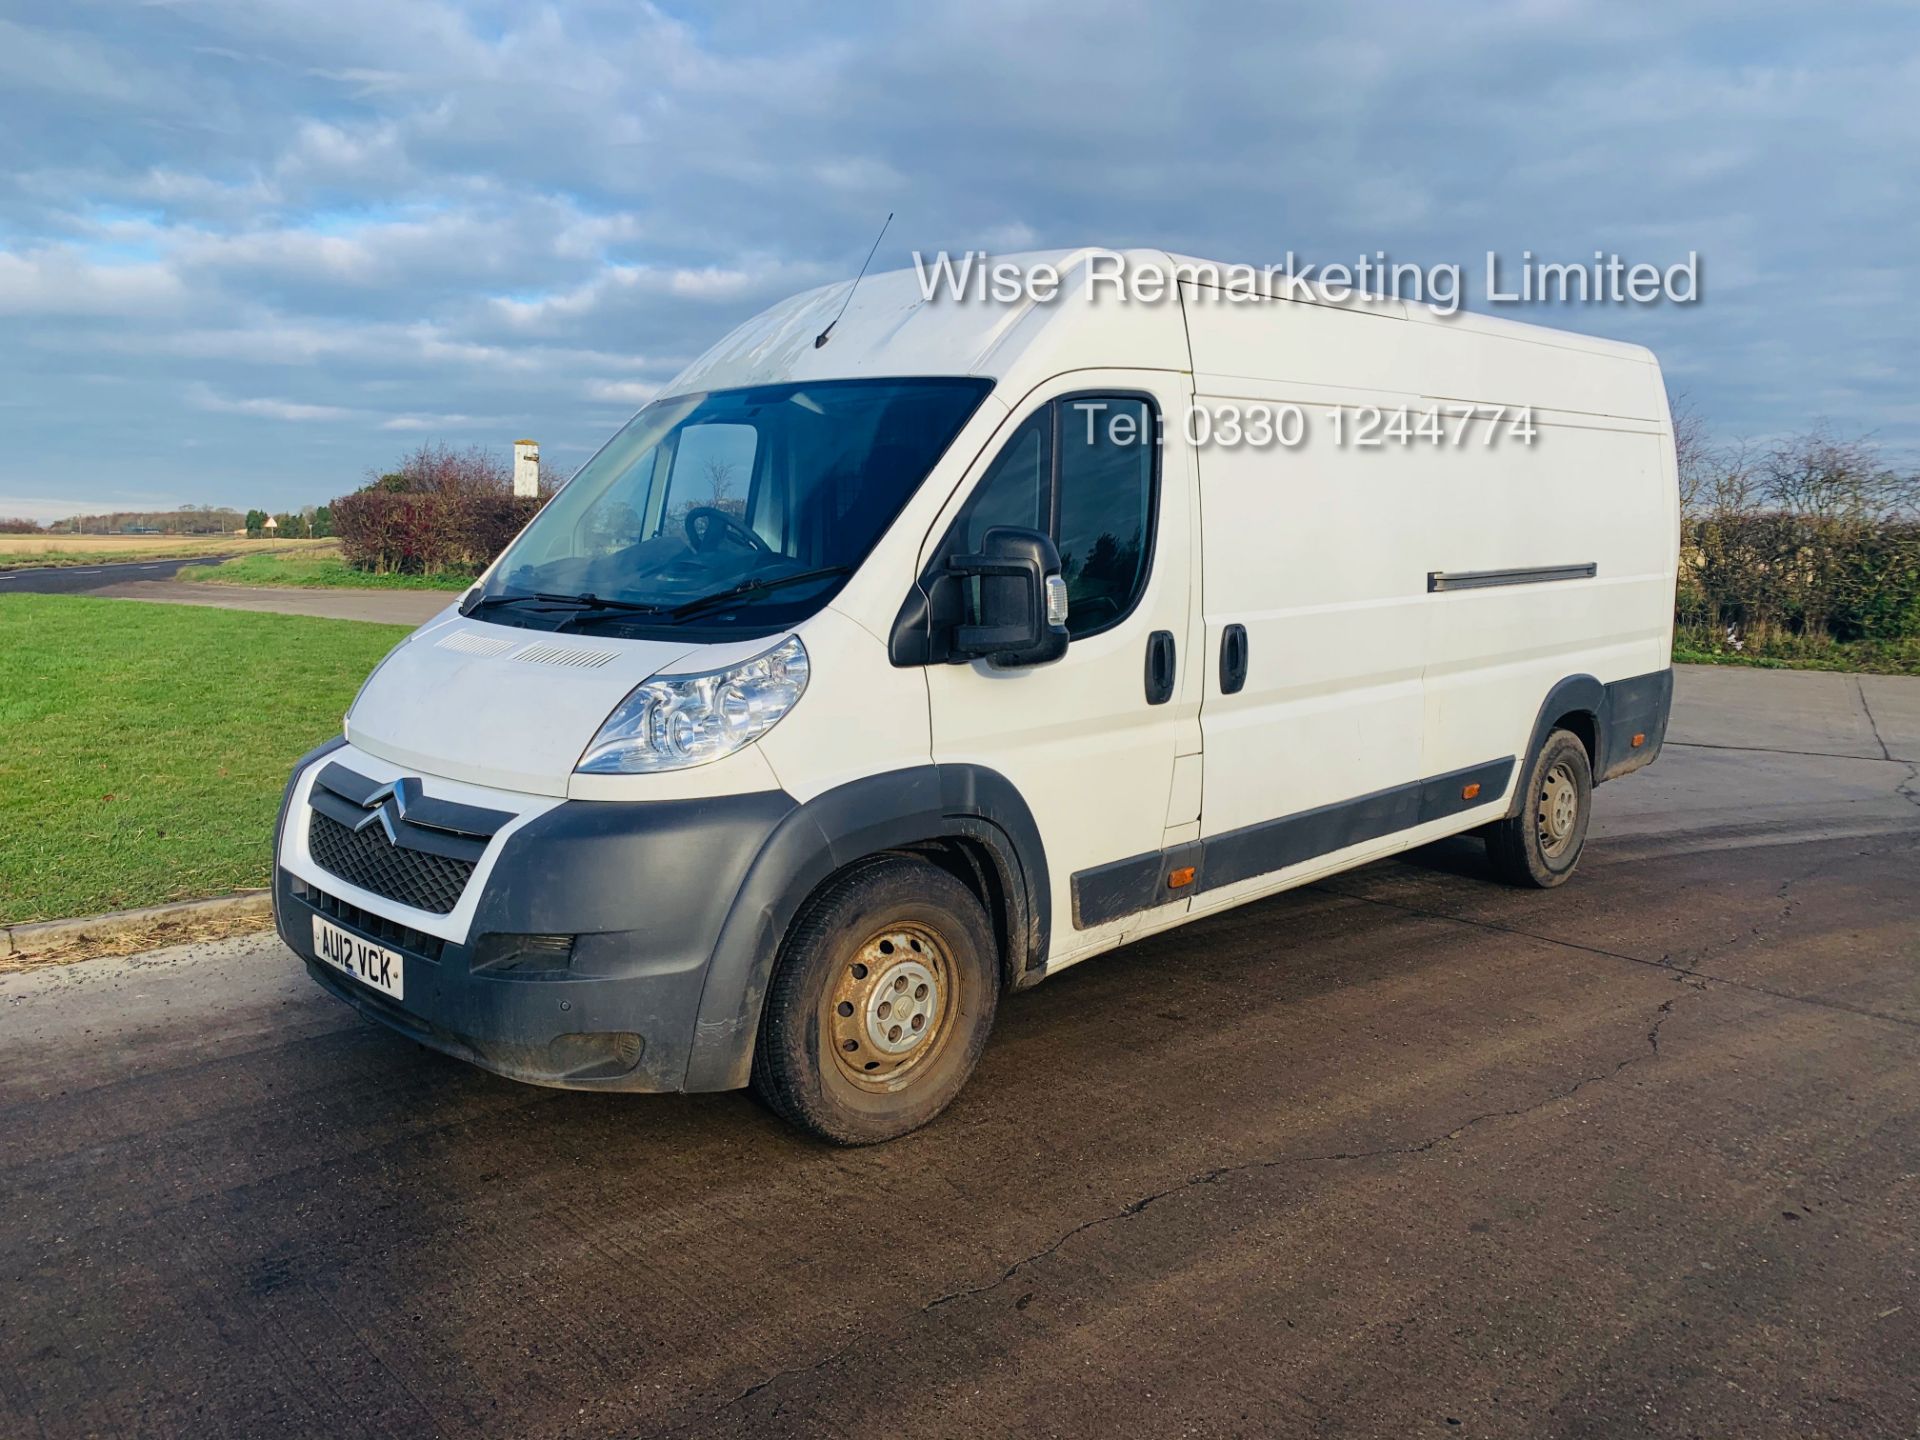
top-left (1855, 678), bottom-right (1895, 762)
top-left (1318, 885), bottom-right (1920, 1036)
top-left (1897, 760), bottom-right (1920, 812)
top-left (1667, 739), bottom-right (1891, 763)
top-left (699, 991), bottom-right (1685, 1428)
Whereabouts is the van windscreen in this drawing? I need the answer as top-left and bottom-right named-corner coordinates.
top-left (472, 377), bottom-right (993, 634)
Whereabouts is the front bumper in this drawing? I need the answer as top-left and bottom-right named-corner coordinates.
top-left (278, 869), bottom-right (712, 1090)
top-left (274, 745), bottom-right (797, 1092)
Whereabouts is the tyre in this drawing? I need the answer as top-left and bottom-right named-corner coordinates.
top-left (1485, 729), bottom-right (1593, 888)
top-left (750, 855), bottom-right (999, 1144)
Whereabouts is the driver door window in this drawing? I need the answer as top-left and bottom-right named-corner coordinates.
top-left (951, 394), bottom-right (1156, 639)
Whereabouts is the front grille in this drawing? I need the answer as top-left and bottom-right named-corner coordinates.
top-left (294, 876), bottom-right (447, 961)
top-left (307, 810), bottom-right (475, 914)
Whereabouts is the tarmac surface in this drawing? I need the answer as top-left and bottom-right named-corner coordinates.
top-left (2, 665), bottom-right (1917, 1439)
top-left (0, 553), bottom-right (228, 592)
top-left (0, 554), bottom-right (452, 624)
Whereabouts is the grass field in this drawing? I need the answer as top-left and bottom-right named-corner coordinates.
top-left (0, 593), bottom-right (407, 925)
top-left (184, 542), bottom-right (476, 590)
top-left (0, 535), bottom-right (330, 571)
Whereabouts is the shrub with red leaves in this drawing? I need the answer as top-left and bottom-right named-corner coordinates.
top-left (332, 444), bottom-right (547, 575)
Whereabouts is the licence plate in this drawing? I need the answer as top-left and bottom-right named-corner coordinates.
top-left (312, 916), bottom-right (405, 1000)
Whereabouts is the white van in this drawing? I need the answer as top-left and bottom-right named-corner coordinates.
top-left (274, 249), bottom-right (1677, 1142)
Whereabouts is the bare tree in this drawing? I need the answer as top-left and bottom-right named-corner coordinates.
top-left (1669, 390), bottom-right (1709, 515)
top-left (1757, 423), bottom-right (1914, 522)
top-left (1681, 418), bottom-right (1920, 648)
top-left (704, 459), bottom-right (737, 502)
top-left (368, 442), bottom-right (514, 496)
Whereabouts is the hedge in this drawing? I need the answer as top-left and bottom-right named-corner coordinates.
top-left (1679, 514), bottom-right (1920, 645)
top-left (331, 490), bottom-right (545, 576)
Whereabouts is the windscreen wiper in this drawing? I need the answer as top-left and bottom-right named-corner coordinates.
top-left (461, 590), bottom-right (660, 618)
top-left (666, 567), bottom-right (852, 620)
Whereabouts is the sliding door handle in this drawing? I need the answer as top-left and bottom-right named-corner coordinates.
top-left (1145, 630), bottom-right (1176, 705)
top-left (1220, 623), bottom-right (1249, 694)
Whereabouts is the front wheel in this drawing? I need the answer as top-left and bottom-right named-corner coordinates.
top-left (750, 856), bottom-right (999, 1144)
top-left (1485, 729), bottom-right (1593, 888)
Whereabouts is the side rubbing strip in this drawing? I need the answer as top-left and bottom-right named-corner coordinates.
top-left (1427, 563), bottom-right (1596, 593)
top-left (1068, 758), bottom-right (1515, 929)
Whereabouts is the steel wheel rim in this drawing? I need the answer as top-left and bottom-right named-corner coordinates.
top-left (1536, 760), bottom-right (1580, 859)
top-left (826, 921), bottom-right (957, 1092)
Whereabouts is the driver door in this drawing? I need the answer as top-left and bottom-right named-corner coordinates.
top-left (920, 375), bottom-right (1204, 969)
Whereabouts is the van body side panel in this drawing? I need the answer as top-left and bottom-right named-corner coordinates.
top-left (755, 607), bottom-right (935, 804)
top-left (1179, 281), bottom-right (1677, 917)
top-left (1181, 289), bottom-right (1431, 848)
top-left (1418, 418), bottom-right (1674, 795)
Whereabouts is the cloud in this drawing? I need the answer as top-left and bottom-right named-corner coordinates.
top-left (587, 379), bottom-right (659, 405)
top-left (0, 0), bottom-right (1913, 517)
top-left (188, 384), bottom-right (359, 422)
top-left (379, 412), bottom-right (476, 431)
top-left (0, 249), bottom-right (189, 316)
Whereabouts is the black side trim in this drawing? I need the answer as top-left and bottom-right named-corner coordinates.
top-left (1599, 668), bottom-right (1673, 780)
top-left (1428, 563), bottom-right (1596, 592)
top-left (1072, 851), bottom-right (1162, 929)
top-left (1514, 666), bottom-right (1672, 798)
top-left (1070, 758), bottom-right (1514, 928)
top-left (1072, 839), bottom-right (1206, 928)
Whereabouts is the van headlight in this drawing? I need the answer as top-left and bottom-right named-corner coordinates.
top-left (575, 635), bottom-right (809, 774)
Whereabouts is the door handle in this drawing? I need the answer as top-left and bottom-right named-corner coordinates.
top-left (1145, 630), bottom-right (1176, 705)
top-left (1220, 623), bottom-right (1249, 695)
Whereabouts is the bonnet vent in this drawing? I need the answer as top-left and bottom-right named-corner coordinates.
top-left (435, 631), bottom-right (517, 658)
top-left (511, 643), bottom-right (620, 669)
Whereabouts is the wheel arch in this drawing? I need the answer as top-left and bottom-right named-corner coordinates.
top-left (1509, 674), bottom-right (1605, 817)
top-left (682, 764), bottom-right (1049, 1092)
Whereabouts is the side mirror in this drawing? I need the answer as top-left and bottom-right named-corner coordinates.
top-left (947, 526), bottom-right (1070, 667)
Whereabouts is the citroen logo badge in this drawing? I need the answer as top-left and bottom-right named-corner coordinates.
top-left (352, 776), bottom-right (423, 846)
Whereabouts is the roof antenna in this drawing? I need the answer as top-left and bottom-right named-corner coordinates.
top-left (815, 212), bottom-right (892, 349)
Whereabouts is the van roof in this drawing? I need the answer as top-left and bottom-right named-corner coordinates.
top-left (660, 247), bottom-right (1654, 400)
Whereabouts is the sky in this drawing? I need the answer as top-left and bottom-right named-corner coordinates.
top-left (1, 0), bottom-right (1915, 521)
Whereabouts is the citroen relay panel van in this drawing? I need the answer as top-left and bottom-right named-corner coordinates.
top-left (274, 249), bottom-right (1678, 1142)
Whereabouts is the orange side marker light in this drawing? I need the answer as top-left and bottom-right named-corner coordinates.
top-left (1461, 782), bottom-right (1481, 800)
top-left (1168, 866), bottom-right (1196, 889)
top-left (1631, 733), bottom-right (1646, 748)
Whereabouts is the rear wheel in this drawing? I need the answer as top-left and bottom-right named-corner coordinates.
top-left (1485, 729), bottom-right (1592, 888)
top-left (750, 856), bottom-right (999, 1144)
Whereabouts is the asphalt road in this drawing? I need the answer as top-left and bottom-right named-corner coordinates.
top-left (0, 553), bottom-right (452, 624)
top-left (0, 553), bottom-right (227, 592)
top-left (3, 666), bottom-right (1917, 1439)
